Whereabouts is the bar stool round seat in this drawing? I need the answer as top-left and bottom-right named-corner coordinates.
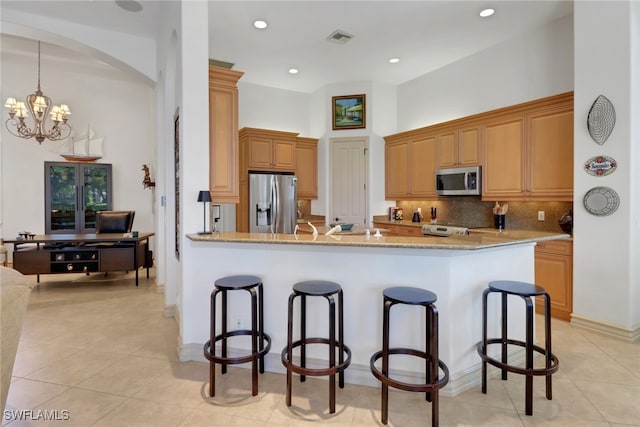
top-left (476, 280), bottom-right (559, 416)
top-left (370, 286), bottom-right (449, 426)
top-left (281, 280), bottom-right (352, 414)
top-left (203, 275), bottom-right (272, 397)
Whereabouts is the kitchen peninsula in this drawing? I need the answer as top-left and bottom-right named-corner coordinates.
top-left (184, 230), bottom-right (568, 395)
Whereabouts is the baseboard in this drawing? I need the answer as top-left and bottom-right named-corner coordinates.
top-left (163, 303), bottom-right (176, 318)
top-left (571, 314), bottom-right (640, 342)
top-left (175, 342), bottom-right (528, 397)
top-left (154, 280), bottom-right (164, 294)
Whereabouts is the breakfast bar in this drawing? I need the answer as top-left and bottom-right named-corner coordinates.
top-left (183, 230), bottom-right (568, 396)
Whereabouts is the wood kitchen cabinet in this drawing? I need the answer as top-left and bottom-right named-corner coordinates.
top-left (372, 222), bottom-right (423, 237)
top-left (384, 138), bottom-right (409, 198)
top-left (240, 127), bottom-right (297, 172)
top-left (535, 239), bottom-right (573, 321)
top-left (209, 65), bottom-right (243, 203)
top-left (482, 92), bottom-right (573, 201)
top-left (437, 126), bottom-right (480, 169)
top-left (237, 127), bottom-right (318, 231)
top-left (527, 104), bottom-right (573, 199)
top-left (384, 92), bottom-right (573, 203)
top-left (384, 132), bottom-right (437, 200)
top-left (295, 137), bottom-right (318, 199)
top-left (483, 115), bottom-right (526, 199)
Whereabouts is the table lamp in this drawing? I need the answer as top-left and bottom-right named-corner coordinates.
top-left (197, 190), bottom-right (212, 234)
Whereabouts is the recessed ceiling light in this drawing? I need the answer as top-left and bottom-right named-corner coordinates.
top-left (115, 0), bottom-right (143, 12)
top-left (479, 8), bottom-right (495, 18)
top-left (389, 57), bottom-right (400, 64)
top-left (288, 68), bottom-right (299, 75)
top-left (253, 20), bottom-right (268, 29)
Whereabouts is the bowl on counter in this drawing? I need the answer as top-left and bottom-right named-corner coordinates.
top-left (330, 223), bottom-right (354, 231)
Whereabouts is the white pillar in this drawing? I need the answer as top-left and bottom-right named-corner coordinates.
top-left (573, 1), bottom-right (640, 340)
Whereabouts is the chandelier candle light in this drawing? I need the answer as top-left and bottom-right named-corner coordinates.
top-left (4, 41), bottom-right (72, 143)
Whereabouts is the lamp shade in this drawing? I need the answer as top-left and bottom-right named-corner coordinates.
top-left (198, 190), bottom-right (211, 202)
top-left (197, 190), bottom-right (211, 203)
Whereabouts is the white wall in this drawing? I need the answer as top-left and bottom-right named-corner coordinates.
top-left (237, 80), bottom-right (397, 222)
top-left (632, 0), bottom-right (640, 330)
top-left (573, 1), bottom-right (639, 334)
top-left (176, 0), bottom-right (211, 344)
top-left (238, 82), bottom-right (310, 135)
top-left (397, 14), bottom-right (574, 131)
top-left (154, 4), bottom-right (181, 308)
top-left (0, 36), bottom-right (155, 252)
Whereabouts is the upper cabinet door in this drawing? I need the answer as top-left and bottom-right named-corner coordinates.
top-left (483, 116), bottom-right (525, 199)
top-left (271, 138), bottom-right (296, 171)
top-left (247, 136), bottom-right (274, 170)
top-left (295, 137), bottom-right (318, 199)
top-left (409, 135), bottom-right (437, 198)
top-left (527, 106), bottom-right (573, 199)
top-left (209, 66), bottom-right (243, 204)
top-left (458, 126), bottom-right (481, 166)
top-left (437, 127), bottom-right (480, 169)
top-left (45, 161), bottom-right (112, 234)
top-left (436, 131), bottom-right (457, 169)
top-left (384, 139), bottom-right (409, 199)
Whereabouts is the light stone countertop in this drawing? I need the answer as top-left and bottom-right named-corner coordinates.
top-left (187, 229), bottom-right (569, 250)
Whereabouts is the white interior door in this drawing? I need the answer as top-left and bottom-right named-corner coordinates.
top-left (330, 137), bottom-right (368, 227)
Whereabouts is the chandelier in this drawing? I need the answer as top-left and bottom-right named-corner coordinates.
top-left (4, 41), bottom-right (72, 144)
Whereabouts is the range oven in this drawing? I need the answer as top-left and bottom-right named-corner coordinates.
top-left (435, 166), bottom-right (481, 196)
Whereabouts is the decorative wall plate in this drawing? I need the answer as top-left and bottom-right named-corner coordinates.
top-left (584, 155), bottom-right (617, 176)
top-left (583, 186), bottom-right (620, 216)
top-left (587, 95), bottom-right (616, 145)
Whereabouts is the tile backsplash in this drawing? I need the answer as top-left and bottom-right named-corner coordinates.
top-left (396, 198), bottom-right (572, 232)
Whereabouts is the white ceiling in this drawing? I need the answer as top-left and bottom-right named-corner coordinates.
top-left (1, 0), bottom-right (573, 93)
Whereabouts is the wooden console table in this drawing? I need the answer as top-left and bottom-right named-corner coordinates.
top-left (4, 233), bottom-right (154, 286)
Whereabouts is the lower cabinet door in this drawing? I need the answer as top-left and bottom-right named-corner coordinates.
top-left (13, 250), bottom-right (50, 274)
top-left (535, 245), bottom-right (572, 321)
top-left (100, 247), bottom-right (135, 271)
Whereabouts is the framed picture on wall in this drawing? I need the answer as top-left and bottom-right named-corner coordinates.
top-left (332, 94), bottom-right (366, 130)
top-left (174, 107), bottom-right (180, 260)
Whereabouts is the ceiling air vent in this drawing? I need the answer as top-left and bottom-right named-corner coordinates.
top-left (327, 30), bottom-right (354, 44)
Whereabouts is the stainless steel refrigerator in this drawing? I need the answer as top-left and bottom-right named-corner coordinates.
top-left (249, 173), bottom-right (297, 233)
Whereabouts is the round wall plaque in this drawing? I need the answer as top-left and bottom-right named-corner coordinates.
top-left (583, 186), bottom-right (620, 216)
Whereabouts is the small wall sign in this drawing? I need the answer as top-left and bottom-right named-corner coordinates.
top-left (584, 155), bottom-right (617, 176)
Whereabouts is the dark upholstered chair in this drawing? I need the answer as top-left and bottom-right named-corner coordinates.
top-left (95, 211), bottom-right (135, 234)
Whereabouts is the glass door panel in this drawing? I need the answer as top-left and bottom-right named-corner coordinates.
top-left (82, 165), bottom-right (111, 232)
top-left (45, 162), bottom-right (112, 234)
top-left (47, 164), bottom-right (78, 232)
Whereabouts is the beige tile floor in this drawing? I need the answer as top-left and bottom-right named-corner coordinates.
top-left (3, 270), bottom-right (639, 426)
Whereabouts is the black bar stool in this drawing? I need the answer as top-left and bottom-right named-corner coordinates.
top-left (370, 286), bottom-right (449, 426)
top-left (280, 280), bottom-right (352, 414)
top-left (203, 275), bottom-right (271, 397)
top-left (476, 280), bottom-right (559, 415)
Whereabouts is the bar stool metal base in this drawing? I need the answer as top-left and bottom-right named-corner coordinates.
top-left (370, 286), bottom-right (449, 426)
top-left (476, 280), bottom-right (559, 416)
top-left (281, 280), bottom-right (352, 414)
top-left (203, 275), bottom-right (272, 398)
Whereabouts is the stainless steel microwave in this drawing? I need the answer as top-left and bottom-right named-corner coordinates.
top-left (435, 166), bottom-right (481, 196)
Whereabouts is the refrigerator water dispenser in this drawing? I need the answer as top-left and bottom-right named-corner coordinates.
top-left (256, 203), bottom-right (271, 226)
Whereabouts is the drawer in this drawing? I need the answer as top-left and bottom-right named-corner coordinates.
top-left (535, 239), bottom-right (572, 255)
top-left (400, 226), bottom-right (422, 236)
